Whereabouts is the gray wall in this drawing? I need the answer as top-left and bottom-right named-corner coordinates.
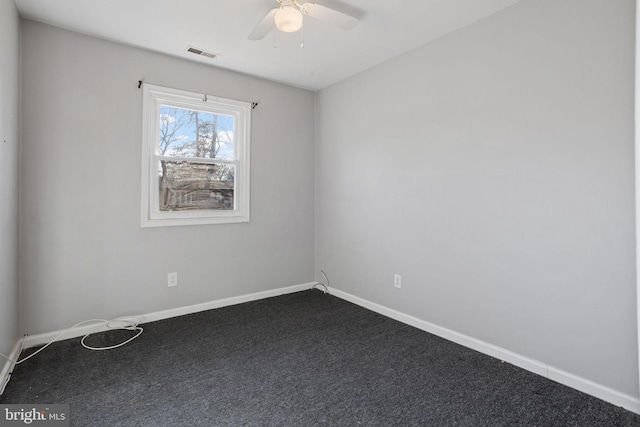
top-left (0, 1), bottom-right (20, 358)
top-left (315, 0), bottom-right (638, 397)
top-left (19, 21), bottom-right (315, 334)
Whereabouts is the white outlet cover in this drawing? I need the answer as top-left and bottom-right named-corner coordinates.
top-left (394, 274), bottom-right (402, 288)
top-left (168, 272), bottom-right (178, 287)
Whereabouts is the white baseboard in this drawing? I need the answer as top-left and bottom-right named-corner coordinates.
top-left (22, 282), bottom-right (315, 349)
top-left (548, 366), bottom-right (640, 414)
top-left (328, 287), bottom-right (640, 415)
top-left (0, 338), bottom-right (24, 395)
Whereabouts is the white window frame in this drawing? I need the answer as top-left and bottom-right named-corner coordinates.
top-left (141, 83), bottom-right (251, 227)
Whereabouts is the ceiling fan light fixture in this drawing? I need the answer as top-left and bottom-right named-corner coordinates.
top-left (274, 6), bottom-right (303, 33)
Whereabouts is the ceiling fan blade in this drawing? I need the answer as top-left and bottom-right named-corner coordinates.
top-left (248, 8), bottom-right (278, 40)
top-left (300, 3), bottom-right (357, 31)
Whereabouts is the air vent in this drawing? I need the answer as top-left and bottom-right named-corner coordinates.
top-left (187, 46), bottom-right (218, 59)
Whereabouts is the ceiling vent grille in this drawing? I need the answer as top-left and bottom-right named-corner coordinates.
top-left (187, 46), bottom-right (218, 59)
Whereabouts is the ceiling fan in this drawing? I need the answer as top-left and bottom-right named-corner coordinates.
top-left (248, 0), bottom-right (358, 41)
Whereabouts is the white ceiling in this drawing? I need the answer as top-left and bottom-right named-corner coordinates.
top-left (14, 0), bottom-right (522, 91)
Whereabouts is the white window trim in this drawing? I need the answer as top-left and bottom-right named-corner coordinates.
top-left (141, 83), bottom-right (251, 227)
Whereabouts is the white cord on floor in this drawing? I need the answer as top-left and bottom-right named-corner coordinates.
top-left (80, 317), bottom-right (143, 351)
top-left (0, 317), bottom-right (143, 365)
top-left (311, 270), bottom-right (330, 294)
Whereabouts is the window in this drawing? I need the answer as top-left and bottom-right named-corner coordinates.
top-left (141, 84), bottom-right (251, 227)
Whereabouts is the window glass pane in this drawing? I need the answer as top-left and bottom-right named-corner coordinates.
top-left (158, 106), bottom-right (235, 160)
top-left (158, 160), bottom-right (235, 211)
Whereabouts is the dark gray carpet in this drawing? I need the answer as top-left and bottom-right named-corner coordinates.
top-left (2, 290), bottom-right (640, 426)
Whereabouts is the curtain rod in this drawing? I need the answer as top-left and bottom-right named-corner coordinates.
top-left (137, 80), bottom-right (259, 109)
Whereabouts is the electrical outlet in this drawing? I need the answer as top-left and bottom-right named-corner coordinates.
top-left (394, 274), bottom-right (402, 289)
top-left (168, 272), bottom-right (178, 287)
